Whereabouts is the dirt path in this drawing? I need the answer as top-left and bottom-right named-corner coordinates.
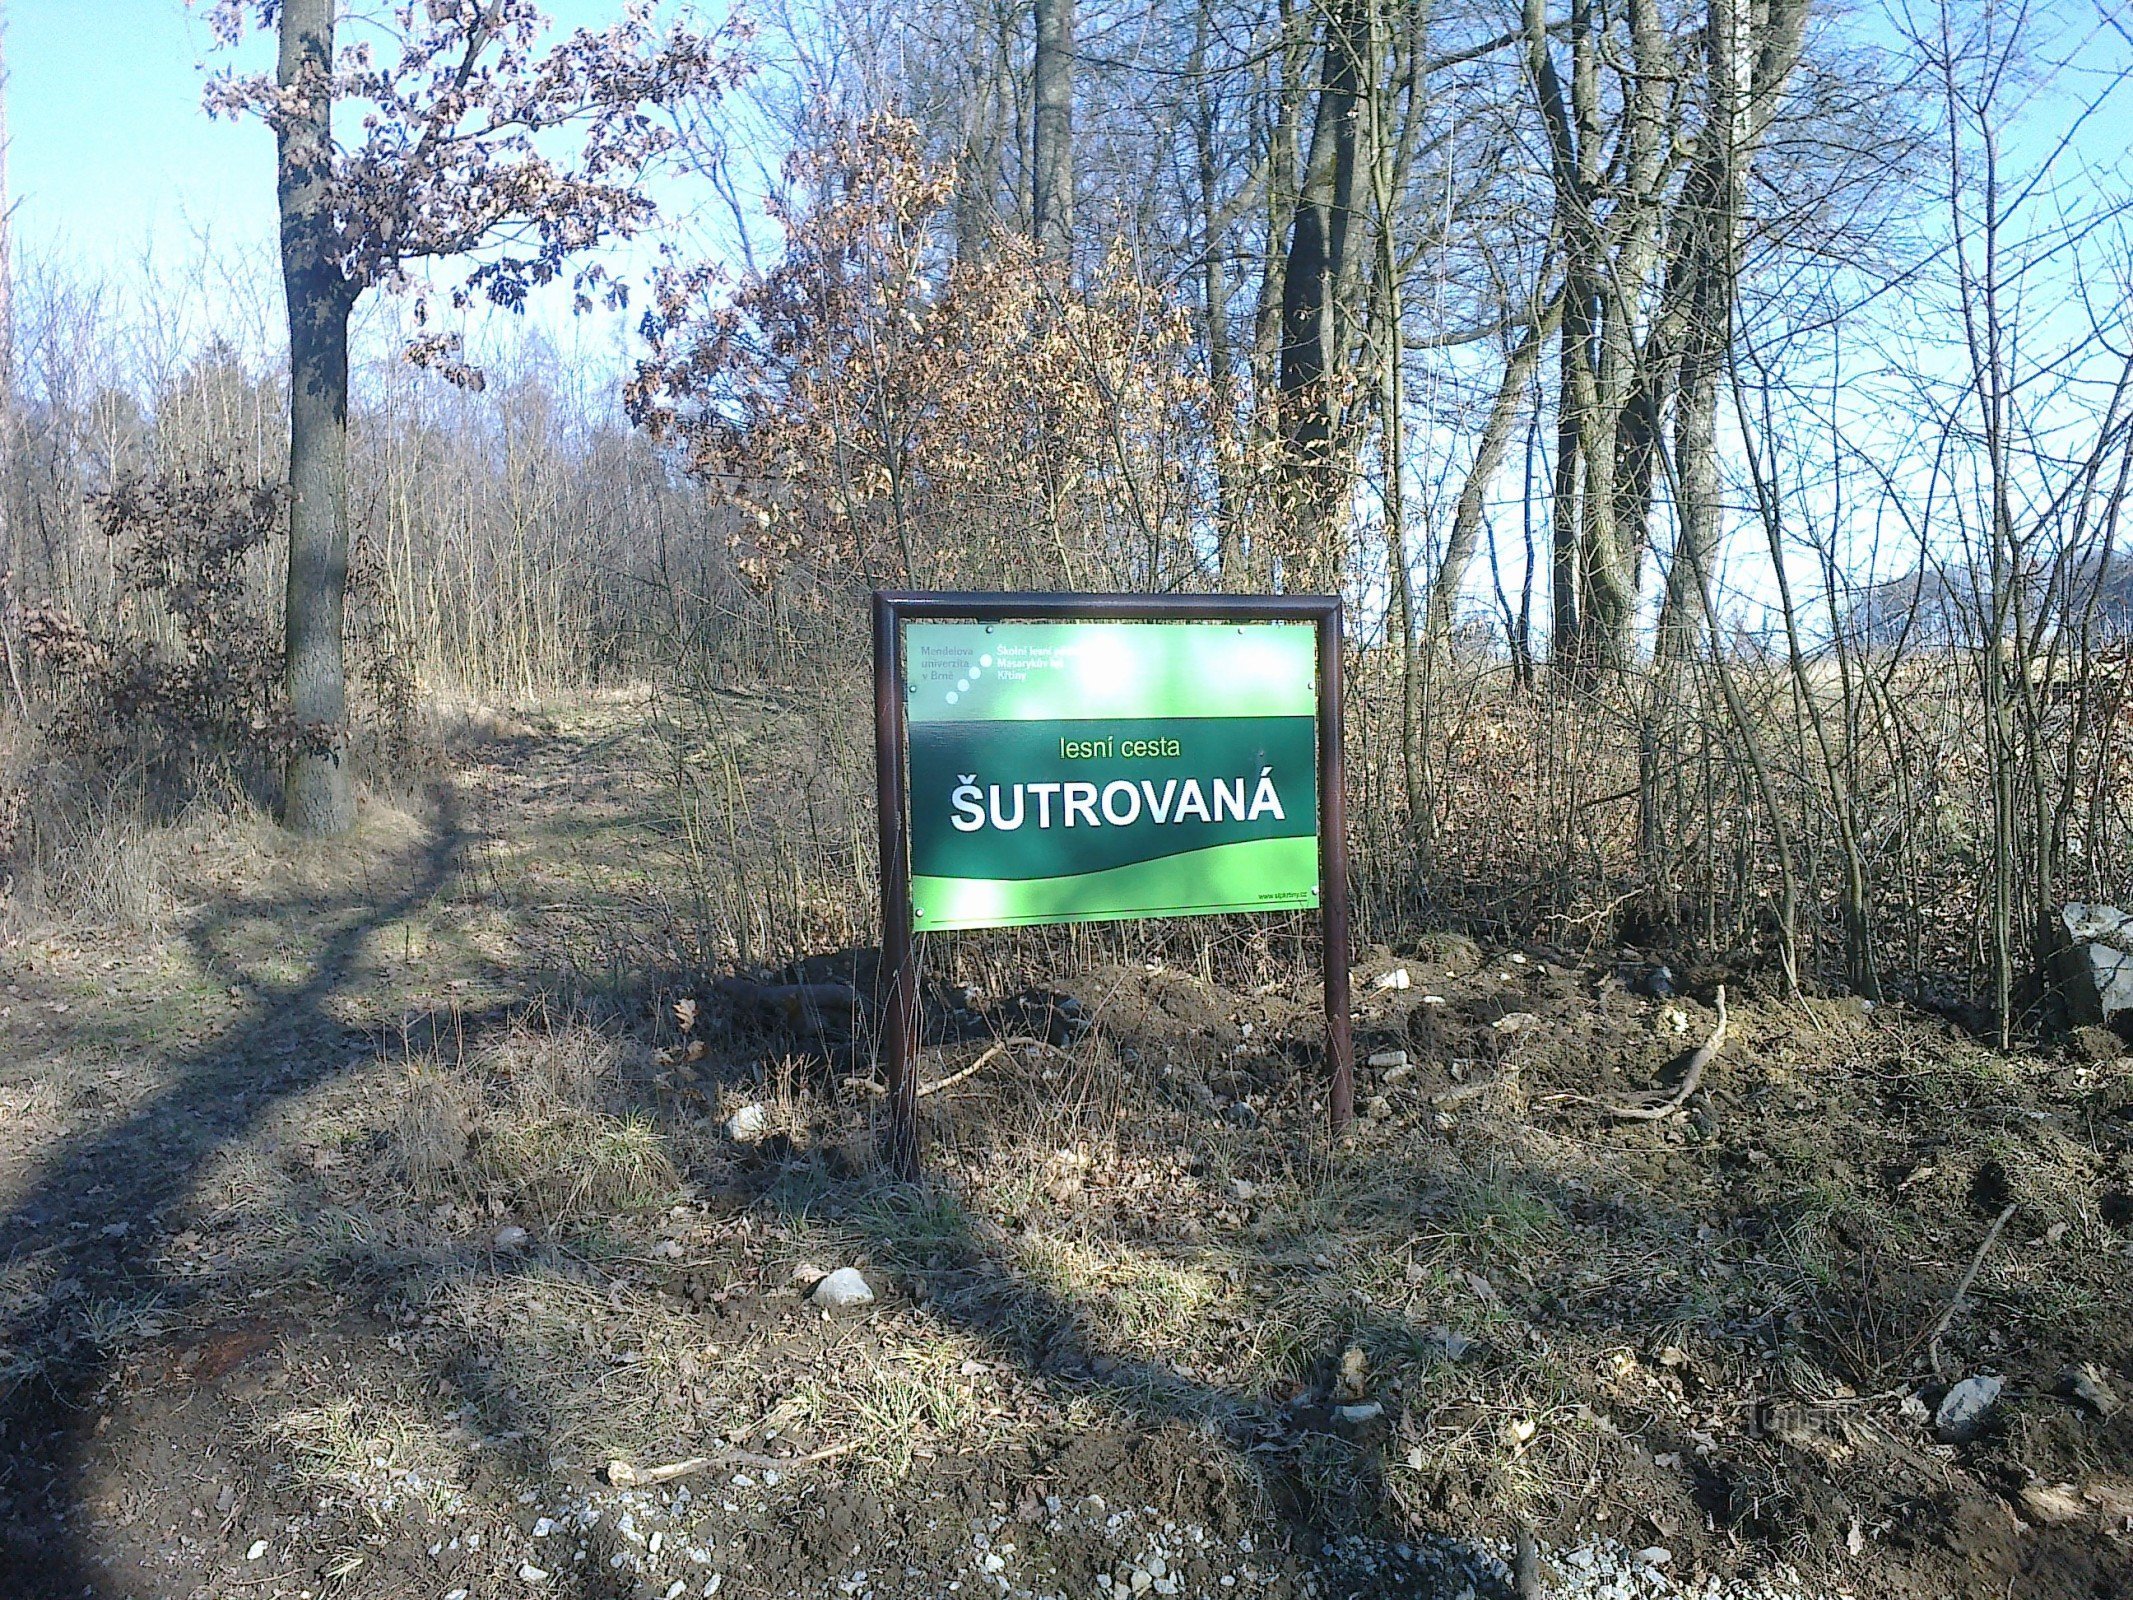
top-left (0, 698), bottom-right (676, 1594)
top-left (3, 698), bottom-right (2131, 1600)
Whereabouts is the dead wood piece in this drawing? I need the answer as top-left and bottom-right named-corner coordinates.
top-left (1923, 1201), bottom-right (2018, 1382)
top-left (1513, 1525), bottom-right (1543, 1599)
top-left (916, 1035), bottom-right (1053, 1096)
top-left (1605, 984), bottom-right (1726, 1120)
top-left (715, 975), bottom-right (859, 1023)
top-left (605, 1439), bottom-right (857, 1487)
top-left (842, 1036), bottom-right (1058, 1100)
top-left (1428, 1073), bottom-right (1512, 1106)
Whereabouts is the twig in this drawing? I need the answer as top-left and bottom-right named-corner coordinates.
top-left (1924, 1201), bottom-right (2018, 1383)
top-left (917, 1035), bottom-right (1053, 1097)
top-left (844, 1036), bottom-right (1057, 1100)
top-left (605, 1438), bottom-right (858, 1487)
top-left (1427, 1074), bottom-right (1512, 1106)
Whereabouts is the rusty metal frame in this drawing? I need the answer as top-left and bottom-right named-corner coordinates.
top-left (873, 590), bottom-right (1352, 1179)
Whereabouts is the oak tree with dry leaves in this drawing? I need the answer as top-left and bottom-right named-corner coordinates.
top-left (200, 0), bottom-right (746, 834)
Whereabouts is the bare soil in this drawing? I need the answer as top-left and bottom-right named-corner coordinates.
top-left (2, 693), bottom-right (2130, 1600)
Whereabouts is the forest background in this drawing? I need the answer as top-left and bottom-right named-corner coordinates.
top-left (2, 0), bottom-right (2131, 1037)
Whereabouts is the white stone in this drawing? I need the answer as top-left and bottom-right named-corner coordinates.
top-left (2060, 904), bottom-right (2133, 1023)
top-left (493, 1224), bottom-right (530, 1250)
top-left (723, 1104), bottom-right (770, 1142)
top-left (1372, 968), bottom-right (1411, 991)
top-left (1934, 1374), bottom-right (2003, 1442)
top-left (1367, 1049), bottom-right (1408, 1069)
top-left (246, 1540), bottom-right (268, 1561)
top-left (519, 1563), bottom-right (552, 1583)
top-left (811, 1266), bottom-right (875, 1309)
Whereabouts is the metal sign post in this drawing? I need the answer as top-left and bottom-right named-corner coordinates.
top-left (872, 590), bottom-right (1352, 1179)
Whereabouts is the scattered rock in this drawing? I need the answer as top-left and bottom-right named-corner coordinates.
top-left (1365, 1095), bottom-right (1391, 1120)
top-left (1424, 1325), bottom-right (1477, 1361)
top-left (2055, 1362), bottom-right (2121, 1419)
top-left (1491, 1011), bottom-right (1539, 1034)
top-left (1367, 1049), bottom-right (1408, 1069)
top-left (1633, 1546), bottom-right (1672, 1568)
top-left (518, 1562), bottom-right (551, 1584)
top-left (246, 1539), bottom-right (268, 1561)
top-left (1933, 1374), bottom-right (2002, 1442)
top-left (723, 1103), bottom-right (770, 1143)
top-left (1335, 1401), bottom-right (1383, 1423)
top-left (810, 1267), bottom-right (875, 1309)
top-left (493, 1224), bottom-right (529, 1250)
top-left (2056, 904), bottom-right (2133, 1026)
top-left (1372, 968), bottom-right (1411, 991)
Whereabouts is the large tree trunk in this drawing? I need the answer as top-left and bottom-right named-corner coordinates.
top-left (1654, 0), bottom-right (1811, 662)
top-left (1031, 0), bottom-right (1075, 261)
top-left (278, 0), bottom-right (358, 836)
top-left (1276, 0), bottom-right (1368, 592)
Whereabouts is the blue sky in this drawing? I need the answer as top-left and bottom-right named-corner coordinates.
top-left (6, 0), bottom-right (733, 372)
top-left (10, 0), bottom-right (271, 272)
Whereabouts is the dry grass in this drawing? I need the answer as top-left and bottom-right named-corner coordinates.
top-left (8, 688), bottom-right (2127, 1600)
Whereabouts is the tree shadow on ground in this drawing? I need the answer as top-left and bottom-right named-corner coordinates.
top-left (747, 1156), bottom-right (1524, 1600)
top-left (6, 806), bottom-right (2127, 1600)
top-left (0, 783), bottom-right (470, 1598)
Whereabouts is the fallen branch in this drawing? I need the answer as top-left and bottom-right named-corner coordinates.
top-left (915, 1035), bottom-right (1053, 1096)
top-left (715, 975), bottom-right (859, 1022)
top-left (842, 1036), bottom-right (1058, 1100)
top-left (1513, 1525), bottom-right (1543, 1599)
top-left (1925, 1201), bottom-right (2018, 1382)
top-left (605, 1438), bottom-right (858, 1487)
top-left (1604, 985), bottom-right (1725, 1120)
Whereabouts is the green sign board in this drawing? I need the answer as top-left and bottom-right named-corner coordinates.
top-left (903, 621), bottom-right (1322, 930)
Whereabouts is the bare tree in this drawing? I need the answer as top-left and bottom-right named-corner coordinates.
top-left (1031, 0), bottom-right (1075, 259)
